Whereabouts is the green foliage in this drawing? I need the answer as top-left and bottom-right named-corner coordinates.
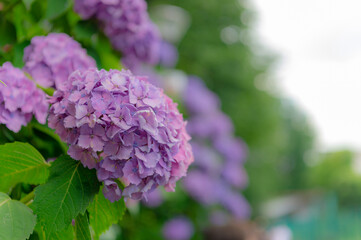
top-left (94, 33), bottom-right (123, 70)
top-left (22, 0), bottom-right (36, 10)
top-left (32, 122), bottom-right (68, 154)
top-left (88, 188), bottom-right (126, 239)
top-left (0, 192), bottom-right (36, 240)
top-left (33, 155), bottom-right (100, 238)
top-left (31, 223), bottom-right (74, 240)
top-left (0, 142), bottom-right (50, 192)
top-left (50, 227), bottom-right (74, 240)
top-left (0, 18), bottom-right (17, 47)
top-left (306, 150), bottom-right (361, 206)
top-left (45, 0), bottom-right (71, 20)
top-left (74, 213), bottom-right (92, 240)
top-left (307, 150), bottom-right (354, 188)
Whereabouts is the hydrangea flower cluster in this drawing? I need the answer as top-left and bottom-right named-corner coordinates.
top-left (0, 62), bottom-right (48, 132)
top-left (23, 33), bottom-right (96, 91)
top-left (48, 68), bottom-right (193, 201)
top-left (162, 217), bottom-right (194, 240)
top-left (158, 41), bottom-right (179, 68)
top-left (74, 0), bottom-right (161, 68)
top-left (181, 76), bottom-right (250, 220)
top-left (141, 188), bottom-right (164, 207)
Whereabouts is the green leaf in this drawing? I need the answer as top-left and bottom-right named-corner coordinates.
top-left (51, 226), bottom-right (74, 240)
top-left (32, 122), bottom-right (68, 154)
top-left (74, 21), bottom-right (97, 43)
top-left (45, 0), bottom-right (70, 20)
top-left (13, 41), bottom-right (30, 68)
top-left (0, 142), bottom-right (50, 192)
top-left (0, 192), bottom-right (36, 240)
top-left (33, 155), bottom-right (100, 238)
top-left (0, 18), bottom-right (17, 47)
top-left (13, 5), bottom-right (27, 42)
top-left (94, 34), bottom-right (122, 70)
top-left (31, 222), bottom-right (74, 240)
top-left (88, 188), bottom-right (126, 238)
top-left (74, 213), bottom-right (91, 240)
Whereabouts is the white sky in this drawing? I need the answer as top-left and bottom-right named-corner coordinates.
top-left (251, 0), bottom-right (361, 151)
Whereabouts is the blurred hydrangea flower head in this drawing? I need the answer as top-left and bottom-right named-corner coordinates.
top-left (74, 0), bottom-right (161, 68)
top-left (48, 68), bottom-right (193, 201)
top-left (23, 33), bottom-right (96, 91)
top-left (181, 76), bottom-right (250, 219)
top-left (158, 41), bottom-right (179, 68)
top-left (0, 62), bottom-right (48, 132)
top-left (162, 217), bottom-right (194, 240)
top-left (141, 188), bottom-right (163, 208)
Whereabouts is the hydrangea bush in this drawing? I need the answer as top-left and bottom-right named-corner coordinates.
top-left (0, 0), bottom-right (250, 239)
top-left (0, 5), bottom-right (192, 239)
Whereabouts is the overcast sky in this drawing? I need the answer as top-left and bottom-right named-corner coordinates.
top-left (251, 0), bottom-right (361, 151)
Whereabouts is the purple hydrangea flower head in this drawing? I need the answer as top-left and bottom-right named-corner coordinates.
top-left (221, 162), bottom-right (248, 188)
top-left (162, 217), bottom-right (194, 240)
top-left (186, 112), bottom-right (233, 140)
top-left (0, 62), bottom-right (48, 132)
top-left (181, 76), bottom-right (250, 219)
top-left (190, 142), bottom-right (220, 174)
top-left (218, 188), bottom-right (251, 219)
top-left (48, 68), bottom-right (193, 200)
top-left (23, 33), bottom-right (96, 91)
top-left (115, 22), bottom-right (161, 68)
top-left (182, 170), bottom-right (220, 205)
top-left (214, 136), bottom-right (247, 163)
top-left (183, 76), bottom-right (220, 115)
top-left (158, 41), bottom-right (179, 68)
top-left (97, 0), bottom-right (147, 35)
top-left (74, 0), bottom-right (161, 69)
top-left (74, 0), bottom-right (121, 19)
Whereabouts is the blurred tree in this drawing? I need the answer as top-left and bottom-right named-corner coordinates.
top-left (307, 150), bottom-right (361, 207)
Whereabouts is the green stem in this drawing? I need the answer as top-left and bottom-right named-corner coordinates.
top-left (20, 190), bottom-right (35, 205)
top-left (0, 79), bottom-right (7, 86)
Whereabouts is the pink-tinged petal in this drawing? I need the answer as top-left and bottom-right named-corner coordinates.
top-left (106, 125), bottom-right (122, 139)
top-left (64, 115), bottom-right (76, 128)
top-left (123, 161), bottom-right (142, 185)
top-left (97, 167), bottom-right (111, 181)
top-left (135, 149), bottom-right (159, 168)
top-left (104, 141), bottom-right (119, 156)
top-left (75, 104), bottom-right (88, 119)
top-left (122, 133), bottom-right (135, 147)
top-left (3, 111), bottom-right (26, 132)
top-left (102, 78), bottom-right (114, 91)
top-left (103, 180), bottom-right (122, 202)
top-left (90, 136), bottom-right (104, 152)
top-left (78, 135), bottom-right (91, 149)
top-left (114, 146), bottom-right (132, 160)
top-left (68, 91), bottom-right (82, 102)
